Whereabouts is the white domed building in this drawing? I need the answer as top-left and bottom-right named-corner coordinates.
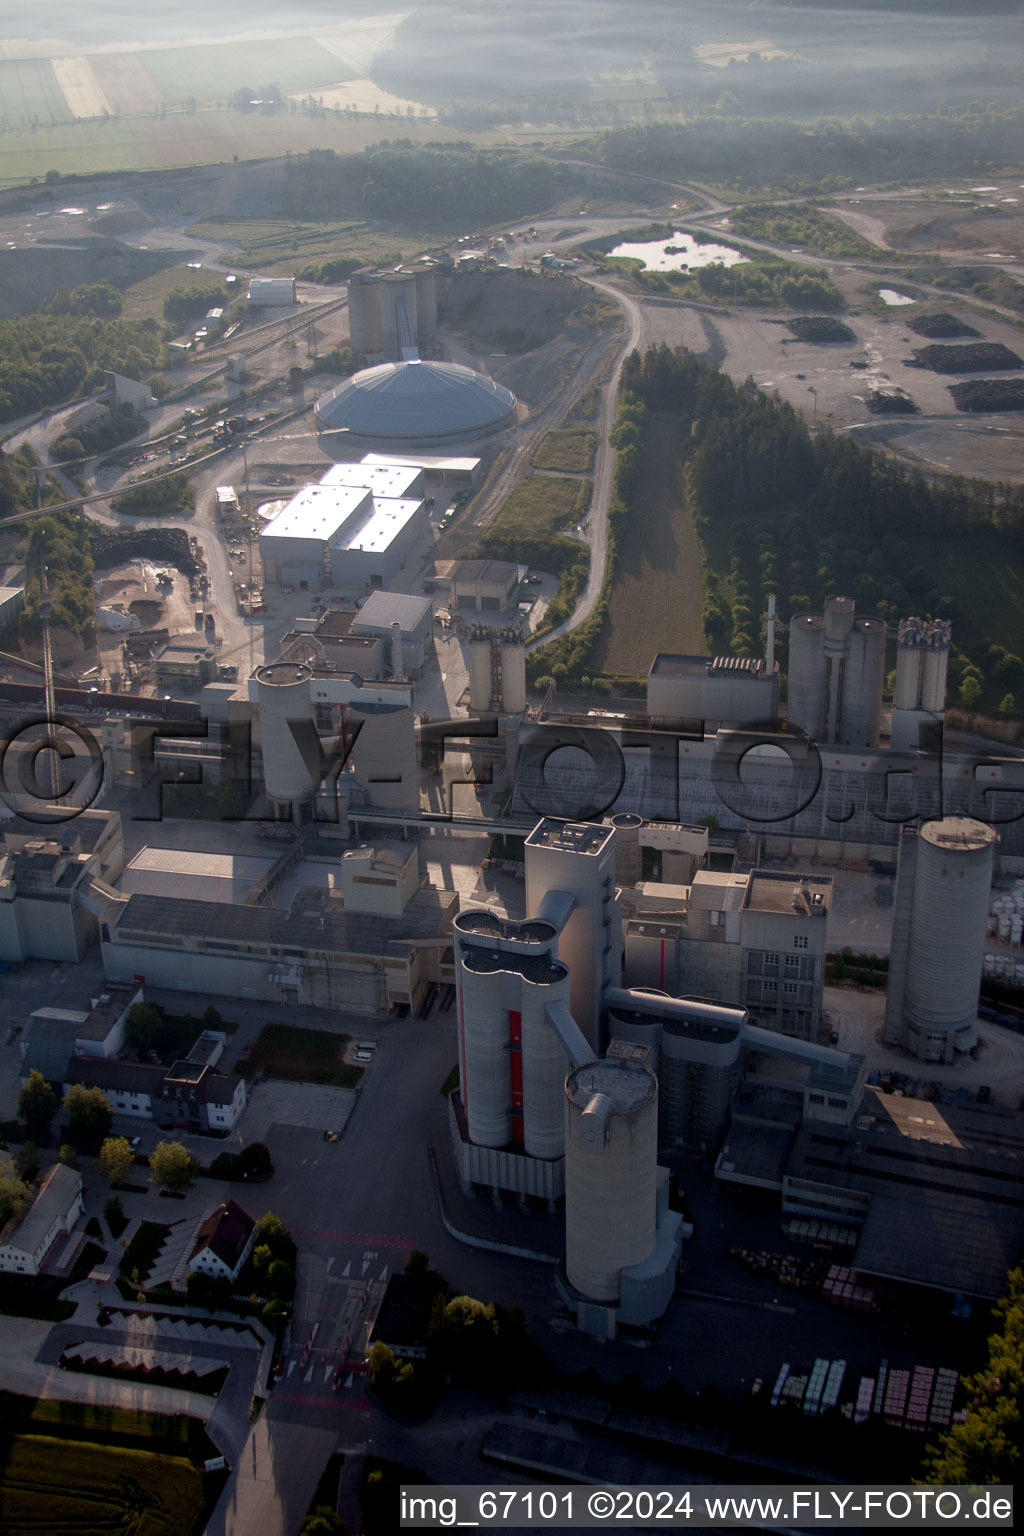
top-left (315, 359), bottom-right (517, 450)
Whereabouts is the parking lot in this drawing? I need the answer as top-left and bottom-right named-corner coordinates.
top-left (239, 1079), bottom-right (356, 1141)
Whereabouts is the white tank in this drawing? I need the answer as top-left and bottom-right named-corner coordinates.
top-left (253, 662), bottom-right (318, 807)
top-left (610, 813), bottom-right (644, 888)
top-left (468, 631), bottom-right (492, 712)
top-left (347, 698), bottom-right (419, 810)
top-left (920, 621), bottom-right (952, 712)
top-left (1011, 917), bottom-right (1022, 946)
top-left (457, 951), bottom-right (512, 1147)
top-left (988, 914), bottom-right (998, 934)
top-left (984, 953), bottom-right (996, 973)
top-left (904, 817), bottom-right (997, 1039)
top-left (842, 617), bottom-right (887, 748)
top-left (521, 972), bottom-right (573, 1159)
top-left (564, 1057), bottom-right (659, 1304)
top-left (786, 614), bottom-right (827, 740)
top-left (499, 632), bottom-right (527, 714)
top-left (998, 915), bottom-right (1011, 942)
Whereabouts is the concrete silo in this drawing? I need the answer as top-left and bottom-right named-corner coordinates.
top-left (468, 628), bottom-right (493, 712)
top-left (786, 613), bottom-right (827, 741)
top-left (609, 813), bottom-right (644, 889)
top-left (499, 629), bottom-right (527, 714)
top-left (414, 265), bottom-right (438, 339)
top-left (891, 616), bottom-right (952, 751)
top-left (894, 618), bottom-right (924, 710)
top-left (346, 697), bottom-right (419, 811)
top-left (563, 1057), bottom-right (659, 1304)
top-left (347, 271), bottom-right (383, 354)
top-left (823, 596), bottom-right (855, 744)
top-left (888, 816), bottom-right (997, 1063)
top-left (920, 621), bottom-right (952, 712)
top-left (842, 615), bottom-right (887, 748)
top-left (251, 663), bottom-right (318, 814)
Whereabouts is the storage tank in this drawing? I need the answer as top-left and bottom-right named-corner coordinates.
top-left (415, 265), bottom-right (438, 339)
top-left (564, 1057), bottom-right (659, 1304)
top-left (391, 621), bottom-right (405, 683)
top-left (894, 618), bottom-right (924, 710)
top-left (468, 628), bottom-right (492, 712)
top-left (499, 630), bottom-right (527, 714)
top-left (610, 813), bottom-right (644, 889)
top-left (347, 698), bottom-right (419, 810)
top-left (252, 663), bottom-right (317, 811)
top-left (456, 943), bottom-right (512, 1148)
top-left (904, 817), bottom-right (997, 1041)
top-left (823, 597), bottom-right (856, 744)
top-left (347, 270), bottom-right (383, 354)
top-left (842, 617), bottom-right (887, 747)
top-left (521, 969), bottom-right (573, 1159)
top-left (920, 620), bottom-right (952, 712)
top-left (786, 614), bottom-right (827, 741)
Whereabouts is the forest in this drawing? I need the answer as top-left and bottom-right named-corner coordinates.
top-left (596, 104), bottom-right (1024, 191)
top-left (532, 346), bottom-right (1024, 709)
top-left (14, 510), bottom-right (96, 644)
top-left (0, 285), bottom-right (165, 424)
top-left (283, 143), bottom-right (570, 228)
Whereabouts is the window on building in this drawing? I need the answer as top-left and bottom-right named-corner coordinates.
top-left (764, 952), bottom-right (779, 967)
top-left (785, 955), bottom-right (799, 970)
top-left (783, 981), bottom-right (799, 995)
top-left (764, 979), bottom-right (777, 992)
top-left (793, 935), bottom-right (809, 949)
top-left (808, 1092), bottom-right (825, 1104)
top-left (827, 1096), bottom-right (847, 1108)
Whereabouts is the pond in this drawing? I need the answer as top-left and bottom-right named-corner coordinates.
top-left (608, 230), bottom-right (748, 272)
top-left (878, 289), bottom-right (916, 306)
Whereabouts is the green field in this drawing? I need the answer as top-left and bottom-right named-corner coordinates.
top-left (0, 1434), bottom-right (204, 1536)
top-left (486, 474), bottom-right (590, 545)
top-left (184, 217), bottom-right (430, 278)
top-left (239, 1023), bottom-right (363, 1089)
top-left (532, 429), bottom-right (597, 474)
top-left (120, 265), bottom-right (230, 323)
top-left (0, 59), bottom-right (69, 130)
top-left (728, 200), bottom-right (887, 262)
top-left (0, 109), bottom-right (473, 189)
top-left (594, 412), bottom-right (704, 677)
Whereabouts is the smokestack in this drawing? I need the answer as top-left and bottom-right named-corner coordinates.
top-left (766, 593), bottom-right (776, 674)
top-left (391, 621), bottom-right (405, 683)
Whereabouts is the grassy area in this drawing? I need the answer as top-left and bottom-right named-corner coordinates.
top-left (119, 266), bottom-right (230, 324)
top-left (238, 1024), bottom-right (363, 1089)
top-left (120, 1222), bottom-right (169, 1284)
top-left (184, 217), bottom-right (435, 277)
top-left (0, 109), bottom-right (472, 190)
top-left (532, 429), bottom-right (597, 474)
top-left (593, 412), bottom-right (704, 677)
top-left (0, 1393), bottom-right (217, 1458)
top-left (484, 473), bottom-right (590, 548)
top-left (0, 1434), bottom-right (204, 1536)
top-left (728, 201), bottom-right (887, 262)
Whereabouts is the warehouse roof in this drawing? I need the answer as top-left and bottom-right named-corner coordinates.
top-left (353, 591), bottom-right (434, 633)
top-left (260, 483), bottom-right (371, 544)
top-left (2, 1163), bottom-right (80, 1257)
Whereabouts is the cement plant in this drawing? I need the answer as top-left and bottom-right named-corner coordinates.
top-left (1, 3), bottom-right (1024, 1534)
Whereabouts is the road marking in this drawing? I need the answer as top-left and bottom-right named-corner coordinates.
top-left (379, 1265), bottom-right (388, 1282)
top-left (341, 1261), bottom-right (351, 1277)
top-left (287, 1360), bottom-right (296, 1376)
top-left (361, 1261), bottom-right (370, 1277)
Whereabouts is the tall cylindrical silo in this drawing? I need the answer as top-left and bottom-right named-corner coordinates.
top-left (905, 816), bottom-right (996, 1043)
top-left (564, 1058), bottom-right (658, 1304)
top-left (499, 631), bottom-right (527, 714)
top-left (347, 271), bottom-right (382, 354)
top-left (823, 596), bottom-right (855, 744)
top-left (347, 698), bottom-right (419, 810)
top-left (252, 663), bottom-right (317, 811)
top-left (468, 630), bottom-right (493, 712)
top-left (457, 948), bottom-right (511, 1148)
top-left (920, 620), bottom-right (952, 712)
top-left (894, 618), bottom-right (923, 710)
top-left (391, 621), bottom-right (405, 683)
top-left (415, 266), bottom-right (438, 340)
top-left (841, 616), bottom-right (887, 747)
top-left (610, 813), bottom-right (644, 888)
top-left (786, 614), bottom-right (827, 741)
top-left (521, 965), bottom-right (572, 1159)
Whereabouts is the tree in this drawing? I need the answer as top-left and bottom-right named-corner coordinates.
top-left (58, 1143), bottom-right (78, 1169)
top-left (18, 1070), bottom-right (58, 1141)
top-left (0, 1169), bottom-right (32, 1227)
top-left (16, 1141), bottom-right (38, 1175)
top-left (300, 1509), bottom-right (344, 1536)
top-left (97, 1135), bottom-right (135, 1184)
top-left (65, 1083), bottom-right (113, 1149)
top-left (999, 693), bottom-right (1016, 716)
top-left (125, 1001), bottom-right (164, 1053)
top-left (105, 1192), bottom-right (124, 1231)
top-left (960, 675), bottom-right (982, 709)
top-left (253, 1212), bottom-right (297, 1266)
top-left (149, 1140), bottom-right (199, 1193)
top-left (267, 1259), bottom-right (296, 1299)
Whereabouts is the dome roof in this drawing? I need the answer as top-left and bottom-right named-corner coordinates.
top-left (315, 359), bottom-right (516, 445)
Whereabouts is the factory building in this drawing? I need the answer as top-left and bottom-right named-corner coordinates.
top-left (884, 816), bottom-right (996, 1063)
top-left (445, 559), bottom-right (522, 614)
top-left (315, 360), bottom-right (517, 452)
top-left (258, 462), bottom-right (430, 594)
top-left (647, 653), bottom-right (778, 726)
top-left (0, 811), bottom-right (126, 964)
top-left (623, 868), bottom-right (832, 1042)
top-left (890, 617), bottom-right (952, 752)
top-left (347, 266), bottom-right (438, 359)
top-left (787, 596), bottom-right (888, 747)
top-left (351, 590), bottom-right (435, 678)
top-left (248, 277), bottom-right (296, 307)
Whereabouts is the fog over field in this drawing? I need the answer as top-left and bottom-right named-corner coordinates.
top-left (6, 0), bottom-right (1023, 121)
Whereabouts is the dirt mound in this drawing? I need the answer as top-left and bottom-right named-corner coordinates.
top-left (911, 341), bottom-right (1023, 374)
top-left (0, 238), bottom-right (186, 319)
top-left (89, 206), bottom-right (156, 236)
top-left (949, 378), bottom-right (1024, 412)
top-left (907, 312), bottom-right (979, 339)
top-left (786, 315), bottom-right (855, 343)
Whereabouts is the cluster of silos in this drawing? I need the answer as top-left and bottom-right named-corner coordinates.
top-left (466, 625), bottom-right (527, 713)
top-left (894, 618), bottom-right (952, 712)
top-left (347, 267), bottom-right (437, 360)
top-left (563, 1058), bottom-right (659, 1305)
top-left (787, 597), bottom-right (887, 747)
top-left (344, 695), bottom-right (420, 811)
top-left (454, 909), bottom-right (572, 1159)
top-left (985, 881), bottom-right (1024, 986)
top-left (902, 817), bottom-right (997, 1050)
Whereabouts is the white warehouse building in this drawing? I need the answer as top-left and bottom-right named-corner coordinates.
top-left (259, 458), bottom-right (430, 593)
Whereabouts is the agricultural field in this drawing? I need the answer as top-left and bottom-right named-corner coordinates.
top-left (532, 429), bottom-right (597, 473)
top-left (593, 412), bottom-right (704, 677)
top-left (0, 1434), bottom-right (204, 1536)
top-left (0, 59), bottom-right (71, 129)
